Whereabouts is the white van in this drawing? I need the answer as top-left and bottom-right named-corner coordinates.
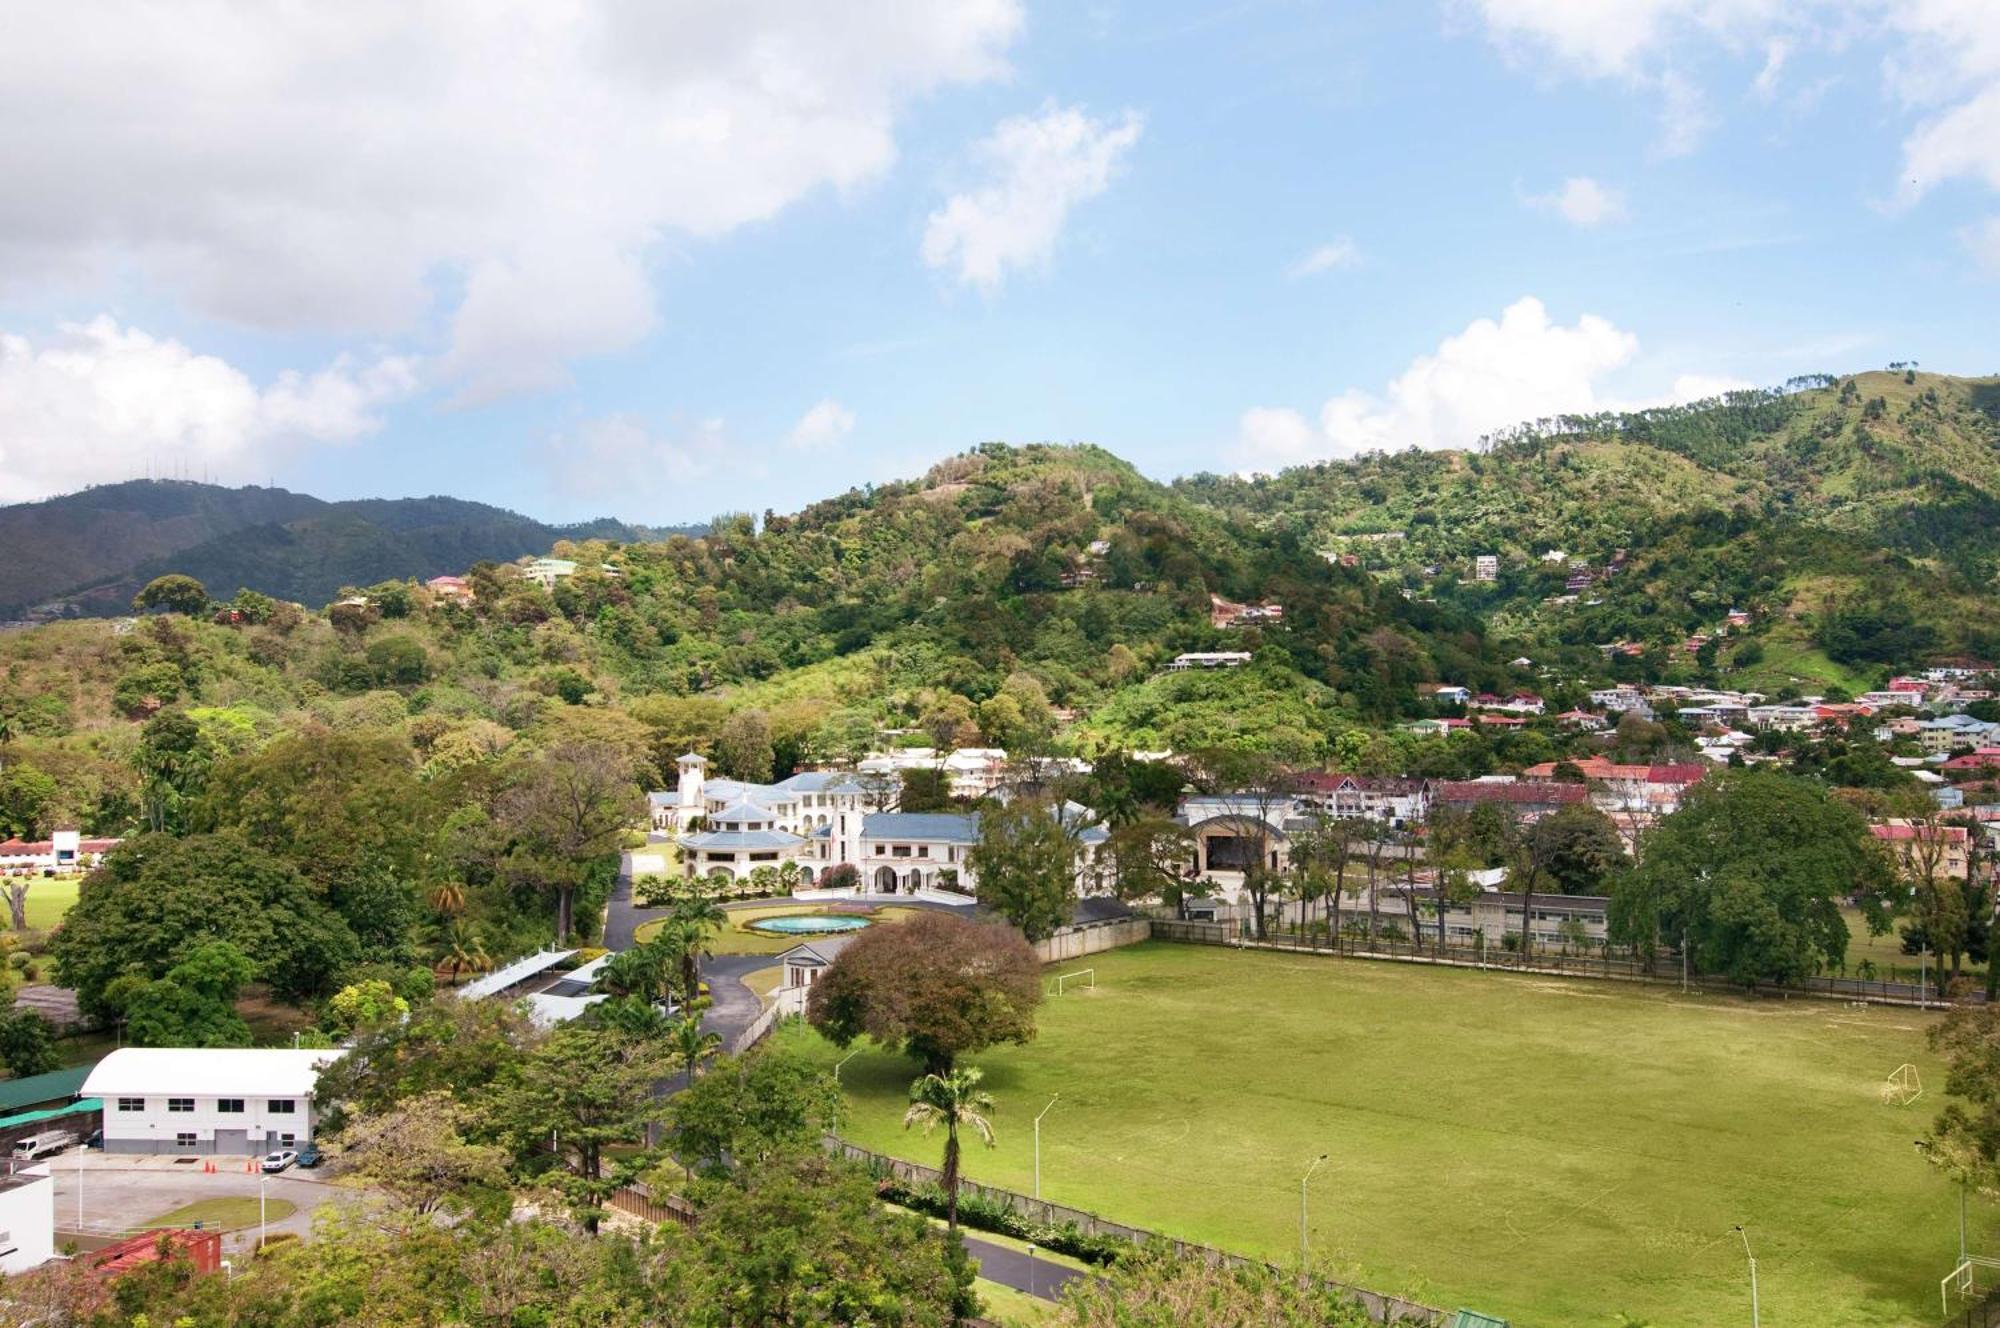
top-left (11, 1129), bottom-right (76, 1159)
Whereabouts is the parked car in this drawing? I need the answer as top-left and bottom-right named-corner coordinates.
top-left (12, 1130), bottom-right (77, 1160)
top-left (260, 1149), bottom-right (298, 1173)
top-left (294, 1143), bottom-right (322, 1169)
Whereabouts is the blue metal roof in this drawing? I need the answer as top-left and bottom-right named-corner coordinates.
top-left (682, 829), bottom-right (804, 851)
top-left (861, 812), bottom-right (980, 843)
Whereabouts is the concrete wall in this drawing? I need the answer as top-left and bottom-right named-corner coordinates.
top-left (1033, 917), bottom-right (1150, 964)
top-left (0, 1167), bottom-right (54, 1275)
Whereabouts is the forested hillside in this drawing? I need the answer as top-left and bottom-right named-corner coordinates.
top-left (0, 480), bottom-right (667, 616)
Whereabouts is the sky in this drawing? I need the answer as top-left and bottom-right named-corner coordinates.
top-left (1, 0), bottom-right (1998, 523)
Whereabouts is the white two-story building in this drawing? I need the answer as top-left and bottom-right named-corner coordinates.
top-left (82, 1048), bottom-right (338, 1156)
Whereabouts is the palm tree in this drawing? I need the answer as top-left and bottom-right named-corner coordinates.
top-left (439, 919), bottom-right (491, 986)
top-left (670, 1007), bottom-right (722, 1078)
top-left (593, 994), bottom-right (674, 1039)
top-left (599, 942), bottom-right (675, 1004)
top-left (656, 916), bottom-right (717, 1010)
top-left (427, 879), bottom-right (467, 917)
top-left (903, 1066), bottom-right (997, 1233)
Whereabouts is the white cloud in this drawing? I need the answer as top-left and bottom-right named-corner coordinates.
top-left (1463, 2), bottom-right (2000, 257)
top-left (539, 412), bottom-right (750, 508)
top-left (786, 398), bottom-right (857, 450)
top-left (0, 317), bottom-right (415, 503)
top-left (1526, 177), bottom-right (1630, 226)
top-left (0, 2), bottom-right (1023, 397)
top-left (1287, 238), bottom-right (1363, 278)
top-left (1230, 296), bottom-right (1739, 472)
top-left (921, 102), bottom-right (1144, 292)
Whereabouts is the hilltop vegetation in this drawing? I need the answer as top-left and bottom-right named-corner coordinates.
top-left (0, 479), bottom-right (672, 616)
top-left (3, 371), bottom-right (1996, 861)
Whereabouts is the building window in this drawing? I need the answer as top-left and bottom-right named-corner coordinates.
top-left (176, 1133), bottom-right (198, 1148)
top-left (168, 1098), bottom-right (194, 1113)
top-left (218, 1098), bottom-right (245, 1113)
top-left (117, 1097), bottom-right (145, 1113)
top-left (279, 1133), bottom-right (296, 1147)
top-left (268, 1099), bottom-right (297, 1114)
top-left (916, 845), bottom-right (930, 858)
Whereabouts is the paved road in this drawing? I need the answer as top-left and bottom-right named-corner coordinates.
top-left (964, 1233), bottom-right (1088, 1301)
top-left (51, 1155), bottom-right (353, 1256)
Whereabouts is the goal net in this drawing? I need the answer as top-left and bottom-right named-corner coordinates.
top-left (1942, 1256), bottom-right (2000, 1314)
top-left (1053, 968), bottom-right (1095, 996)
top-left (1882, 1063), bottom-right (1924, 1106)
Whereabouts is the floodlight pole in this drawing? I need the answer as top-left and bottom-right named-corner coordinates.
top-left (261, 1173), bottom-right (268, 1251)
top-left (76, 1141), bottom-right (86, 1230)
top-left (1733, 1225), bottom-right (1760, 1328)
top-left (1300, 1154), bottom-right (1327, 1267)
top-left (1034, 1093), bottom-right (1060, 1201)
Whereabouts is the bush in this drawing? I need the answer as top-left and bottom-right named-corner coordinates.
top-left (875, 1178), bottom-right (1133, 1266)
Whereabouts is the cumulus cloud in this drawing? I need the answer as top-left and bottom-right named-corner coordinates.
top-left (921, 102), bottom-right (1144, 291)
top-left (1287, 238), bottom-right (1363, 278)
top-left (0, 317), bottom-right (416, 503)
top-left (786, 398), bottom-right (857, 450)
top-left (0, 2), bottom-right (1023, 397)
top-left (1230, 297), bottom-right (1739, 473)
top-left (1526, 177), bottom-right (1630, 226)
top-left (538, 413), bottom-right (751, 510)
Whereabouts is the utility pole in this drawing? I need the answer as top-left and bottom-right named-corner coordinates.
top-left (1034, 1093), bottom-right (1061, 1201)
top-left (1300, 1154), bottom-right (1327, 1267)
top-left (1733, 1225), bottom-right (1760, 1328)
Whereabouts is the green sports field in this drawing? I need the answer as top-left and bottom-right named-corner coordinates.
top-left (776, 941), bottom-right (1985, 1327)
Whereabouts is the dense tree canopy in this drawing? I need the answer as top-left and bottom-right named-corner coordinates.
top-left (807, 912), bottom-right (1043, 1073)
top-left (1610, 771), bottom-right (1895, 986)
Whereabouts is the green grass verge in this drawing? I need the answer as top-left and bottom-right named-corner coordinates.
top-left (639, 904), bottom-right (927, 955)
top-left (145, 1197), bottom-right (298, 1232)
top-left (777, 941), bottom-right (1977, 1328)
top-left (974, 1277), bottom-right (1056, 1325)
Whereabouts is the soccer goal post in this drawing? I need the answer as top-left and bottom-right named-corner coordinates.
top-left (1054, 969), bottom-right (1095, 995)
top-left (1883, 1063), bottom-right (1924, 1106)
top-left (1945, 1259), bottom-right (1973, 1315)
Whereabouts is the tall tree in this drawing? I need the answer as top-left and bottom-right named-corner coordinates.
top-left (903, 1065), bottom-right (997, 1233)
top-left (1609, 771), bottom-right (1895, 986)
top-left (968, 797), bottom-right (1079, 942)
top-left (714, 709), bottom-right (776, 783)
top-left (807, 912), bottom-right (1042, 1073)
top-left (132, 574), bottom-right (209, 616)
top-left (497, 1024), bottom-right (672, 1231)
top-left (497, 741), bottom-right (640, 943)
top-left (1108, 816), bottom-right (1197, 917)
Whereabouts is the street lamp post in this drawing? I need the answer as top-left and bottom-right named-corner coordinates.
top-left (1300, 1154), bottom-right (1327, 1267)
top-left (76, 1141), bottom-right (87, 1231)
top-left (1733, 1225), bottom-right (1760, 1328)
top-left (260, 1173), bottom-right (268, 1251)
top-left (1034, 1093), bottom-right (1060, 1201)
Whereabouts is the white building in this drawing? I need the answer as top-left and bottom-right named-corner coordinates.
top-left (0, 1166), bottom-right (54, 1275)
top-left (0, 830), bottom-right (119, 877)
top-left (1166, 651), bottom-right (1253, 671)
top-left (1474, 555), bottom-right (1499, 582)
top-left (660, 754), bottom-right (1108, 897)
top-left (82, 1049), bottom-right (337, 1156)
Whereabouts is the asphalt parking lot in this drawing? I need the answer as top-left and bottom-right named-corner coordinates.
top-left (48, 1153), bottom-right (350, 1255)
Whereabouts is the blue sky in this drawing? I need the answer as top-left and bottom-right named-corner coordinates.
top-left (1, 1), bottom-right (1996, 522)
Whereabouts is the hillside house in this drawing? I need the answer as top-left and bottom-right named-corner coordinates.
top-left (1208, 594), bottom-right (1284, 629)
top-left (1417, 683), bottom-right (1472, 706)
top-left (425, 575), bottom-right (474, 603)
top-left (1474, 555), bottom-right (1498, 581)
top-left (0, 831), bottom-right (118, 877)
top-left (1435, 780), bottom-right (1589, 822)
top-left (1166, 651), bottom-right (1254, 671)
top-left (1294, 774), bottom-right (1431, 829)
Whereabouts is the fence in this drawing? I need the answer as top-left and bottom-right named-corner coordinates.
top-left (608, 1180), bottom-right (697, 1229)
top-left (827, 1138), bottom-right (1443, 1326)
top-left (1149, 918), bottom-right (1963, 1008)
top-left (1034, 916), bottom-right (1151, 964)
top-left (727, 987), bottom-right (805, 1056)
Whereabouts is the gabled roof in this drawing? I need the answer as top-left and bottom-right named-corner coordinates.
top-left (711, 800), bottom-right (776, 825)
top-left (779, 934), bottom-right (862, 966)
top-left (682, 829), bottom-right (804, 851)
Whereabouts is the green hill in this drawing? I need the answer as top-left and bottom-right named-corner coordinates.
top-left (0, 480), bottom-right (673, 615)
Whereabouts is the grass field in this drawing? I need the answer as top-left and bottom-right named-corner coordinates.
top-left (13, 876), bottom-right (83, 930)
top-left (639, 904), bottom-right (925, 955)
top-left (777, 942), bottom-right (1984, 1327)
top-left (145, 1197), bottom-right (298, 1232)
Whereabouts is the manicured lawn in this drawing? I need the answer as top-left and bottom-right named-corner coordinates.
top-left (145, 1197), bottom-right (297, 1232)
top-left (639, 904), bottom-right (926, 955)
top-left (12, 875), bottom-right (84, 930)
top-left (1827, 906), bottom-right (1982, 988)
top-left (778, 942), bottom-right (1981, 1327)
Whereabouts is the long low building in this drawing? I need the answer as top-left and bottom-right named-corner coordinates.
top-left (81, 1048), bottom-right (338, 1156)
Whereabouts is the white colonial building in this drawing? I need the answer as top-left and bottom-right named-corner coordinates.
top-left (82, 1048), bottom-right (337, 1156)
top-left (0, 1166), bottom-right (54, 1275)
top-left (655, 755), bottom-right (1108, 898)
